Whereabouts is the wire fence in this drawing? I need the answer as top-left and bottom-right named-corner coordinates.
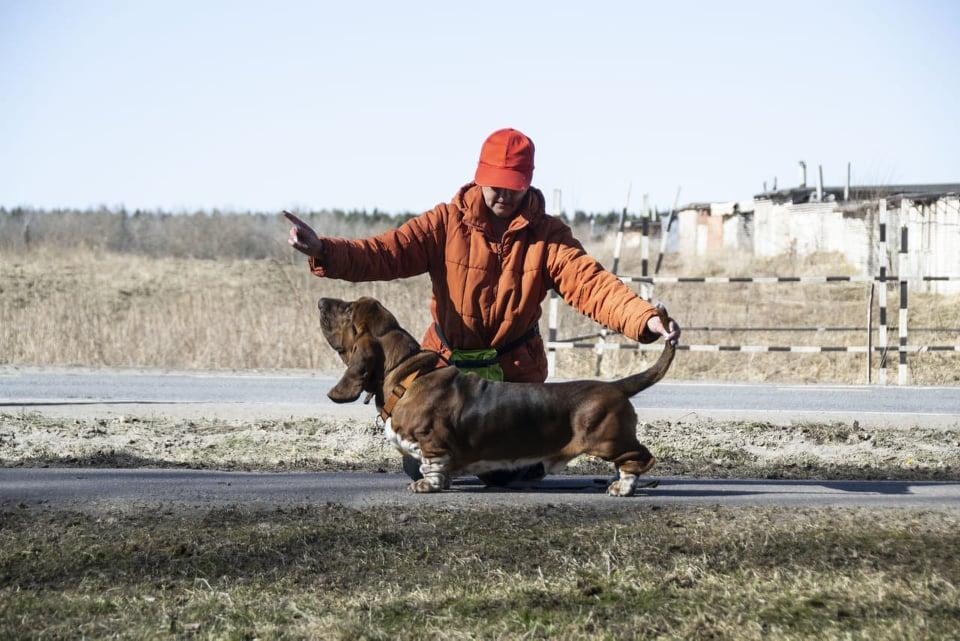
top-left (546, 195), bottom-right (960, 385)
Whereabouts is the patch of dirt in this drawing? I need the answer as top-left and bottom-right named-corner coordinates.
top-left (636, 418), bottom-right (960, 480)
top-left (0, 413), bottom-right (396, 472)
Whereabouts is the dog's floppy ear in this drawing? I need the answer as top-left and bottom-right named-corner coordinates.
top-left (352, 297), bottom-right (400, 338)
top-left (328, 333), bottom-right (382, 403)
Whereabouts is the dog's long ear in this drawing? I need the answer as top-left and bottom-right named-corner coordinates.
top-left (328, 334), bottom-right (381, 403)
top-left (352, 297), bottom-right (400, 337)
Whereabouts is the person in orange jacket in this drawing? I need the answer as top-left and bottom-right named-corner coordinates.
top-left (286, 128), bottom-right (680, 484)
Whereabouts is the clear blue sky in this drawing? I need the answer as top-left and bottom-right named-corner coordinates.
top-left (2, 1), bottom-right (958, 214)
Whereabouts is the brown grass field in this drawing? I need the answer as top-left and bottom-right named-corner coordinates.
top-left (2, 241), bottom-right (958, 383)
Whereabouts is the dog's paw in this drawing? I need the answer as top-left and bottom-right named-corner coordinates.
top-left (408, 479), bottom-right (442, 493)
top-left (607, 480), bottom-right (636, 497)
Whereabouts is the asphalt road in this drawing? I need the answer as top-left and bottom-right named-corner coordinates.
top-left (3, 469), bottom-right (959, 511)
top-left (2, 367), bottom-right (958, 427)
top-left (2, 369), bottom-right (958, 511)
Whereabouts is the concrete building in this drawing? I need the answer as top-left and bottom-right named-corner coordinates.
top-left (670, 183), bottom-right (960, 294)
top-left (675, 200), bottom-right (754, 255)
top-left (752, 184), bottom-right (960, 294)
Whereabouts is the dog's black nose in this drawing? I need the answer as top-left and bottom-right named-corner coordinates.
top-left (318, 298), bottom-right (332, 312)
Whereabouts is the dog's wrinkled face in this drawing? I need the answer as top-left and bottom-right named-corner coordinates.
top-left (318, 297), bottom-right (357, 365)
top-left (318, 297), bottom-right (397, 403)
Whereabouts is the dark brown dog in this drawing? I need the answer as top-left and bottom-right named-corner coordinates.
top-left (319, 297), bottom-right (675, 496)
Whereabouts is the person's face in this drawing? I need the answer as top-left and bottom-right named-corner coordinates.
top-left (481, 185), bottom-right (528, 219)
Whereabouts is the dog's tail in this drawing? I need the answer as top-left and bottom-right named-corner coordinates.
top-left (612, 305), bottom-right (676, 398)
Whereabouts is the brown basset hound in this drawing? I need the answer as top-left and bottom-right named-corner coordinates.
top-left (318, 297), bottom-right (675, 496)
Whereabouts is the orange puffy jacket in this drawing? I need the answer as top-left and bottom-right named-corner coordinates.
top-left (309, 183), bottom-right (660, 382)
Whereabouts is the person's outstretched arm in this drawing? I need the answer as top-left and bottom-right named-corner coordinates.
top-left (285, 207), bottom-right (444, 282)
top-left (545, 221), bottom-right (680, 345)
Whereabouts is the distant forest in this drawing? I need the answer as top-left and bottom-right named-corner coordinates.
top-left (0, 206), bottom-right (641, 259)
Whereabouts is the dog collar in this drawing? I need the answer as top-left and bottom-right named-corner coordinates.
top-left (379, 370), bottom-right (422, 422)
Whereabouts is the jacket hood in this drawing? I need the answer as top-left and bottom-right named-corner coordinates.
top-left (452, 182), bottom-right (546, 234)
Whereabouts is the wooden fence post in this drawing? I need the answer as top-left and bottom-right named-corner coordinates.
top-left (899, 199), bottom-right (910, 385)
top-left (548, 189), bottom-right (562, 378)
top-left (867, 281), bottom-right (874, 384)
top-left (878, 199), bottom-right (888, 385)
top-left (655, 186), bottom-right (681, 275)
top-left (641, 206), bottom-right (651, 300)
top-left (596, 207), bottom-right (628, 375)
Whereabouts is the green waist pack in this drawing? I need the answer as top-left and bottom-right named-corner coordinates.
top-left (449, 348), bottom-right (504, 382)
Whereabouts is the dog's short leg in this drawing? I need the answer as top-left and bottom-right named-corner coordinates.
top-left (408, 455), bottom-right (451, 493)
top-left (607, 470), bottom-right (637, 497)
top-left (607, 448), bottom-right (657, 497)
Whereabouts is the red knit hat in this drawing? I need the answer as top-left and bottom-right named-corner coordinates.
top-left (474, 128), bottom-right (535, 191)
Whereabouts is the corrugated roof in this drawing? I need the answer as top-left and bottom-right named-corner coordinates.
top-left (755, 183), bottom-right (960, 204)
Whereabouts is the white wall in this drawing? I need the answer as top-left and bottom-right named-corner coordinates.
top-left (722, 214), bottom-right (749, 251)
top-left (675, 196), bottom-right (958, 294)
top-left (886, 197), bottom-right (960, 295)
top-left (927, 198), bottom-right (960, 295)
top-left (676, 208), bottom-right (700, 255)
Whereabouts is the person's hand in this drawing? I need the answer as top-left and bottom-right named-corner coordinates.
top-left (647, 314), bottom-right (681, 346)
top-left (284, 211), bottom-right (323, 258)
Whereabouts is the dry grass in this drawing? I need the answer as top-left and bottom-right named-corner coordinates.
top-left (2, 504), bottom-right (959, 640)
top-left (4, 246), bottom-right (958, 384)
top-left (0, 248), bottom-right (432, 371)
top-left (553, 248), bottom-right (960, 384)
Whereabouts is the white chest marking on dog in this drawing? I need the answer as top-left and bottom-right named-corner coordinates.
top-left (382, 418), bottom-right (422, 460)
